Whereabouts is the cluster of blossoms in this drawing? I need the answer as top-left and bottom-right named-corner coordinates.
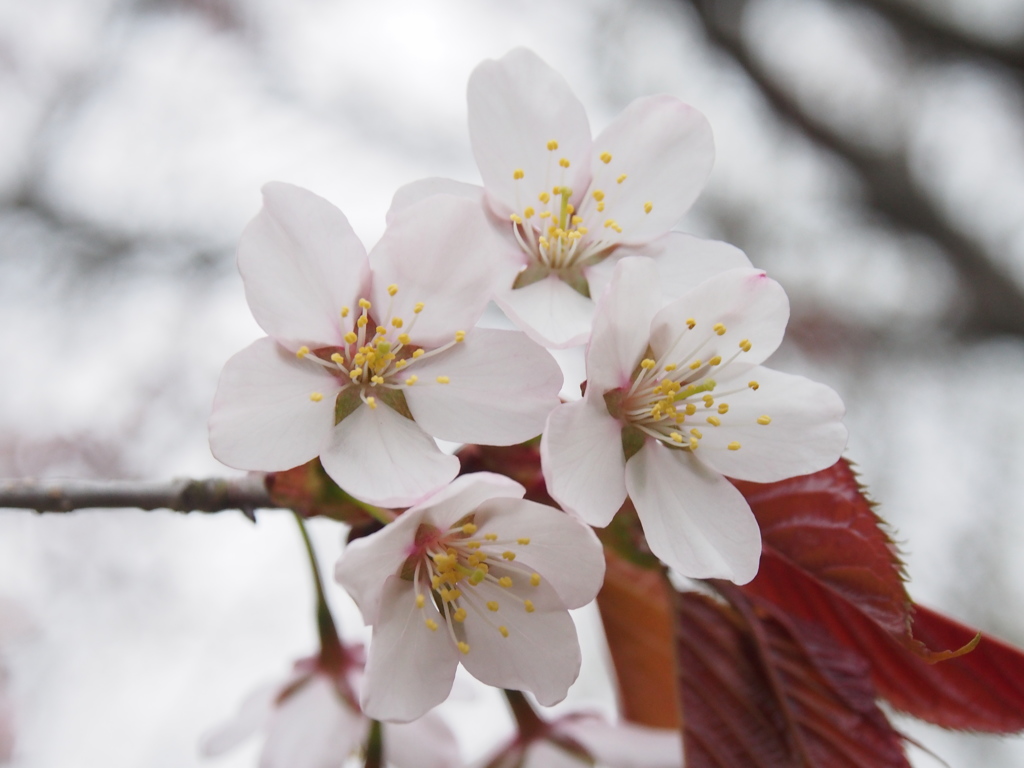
top-left (207, 48), bottom-right (846, 766)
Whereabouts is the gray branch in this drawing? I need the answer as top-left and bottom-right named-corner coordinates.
top-left (0, 475), bottom-right (273, 517)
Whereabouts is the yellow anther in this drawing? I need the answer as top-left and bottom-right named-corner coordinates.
top-left (524, 206), bottom-right (535, 218)
top-left (513, 168), bottom-right (525, 179)
top-left (539, 192), bottom-right (551, 203)
top-left (394, 359), bottom-right (406, 370)
top-left (499, 577), bottom-right (513, 588)
top-left (436, 376), bottom-right (450, 384)
top-left (510, 213), bottom-right (523, 224)
top-left (487, 601), bottom-right (499, 612)
top-left (749, 381), bottom-right (760, 391)
top-left (578, 226), bottom-right (589, 234)
top-left (296, 346), bottom-right (310, 358)
top-left (375, 326), bottom-right (387, 336)
top-left (413, 349), bottom-right (425, 358)
top-left (640, 358), bottom-right (655, 370)
top-left (757, 415), bottom-right (772, 425)
top-left (357, 315), bottom-right (368, 328)
top-left (689, 437), bottom-right (699, 449)
top-left (354, 353), bottom-right (366, 365)
top-left (499, 625), bottom-right (510, 638)
top-left (600, 152), bottom-right (612, 163)
top-left (664, 363), bottom-right (677, 371)
top-left (530, 573), bottom-right (541, 587)
top-left (709, 355), bottom-right (722, 366)
top-left (670, 432), bottom-right (683, 443)
top-left (431, 575), bottom-right (441, 589)
top-left (596, 202), bottom-right (605, 212)
top-left (425, 619), bottom-right (438, 631)
top-left (416, 594), bottom-right (425, 608)
top-left (341, 306), bottom-right (350, 318)
top-left (690, 428), bottom-right (703, 439)
top-left (552, 185), bottom-right (563, 195)
top-left (524, 600), bottom-right (535, 613)
top-left (559, 157), bottom-right (570, 168)
top-left (414, 303), bottom-right (425, 314)
top-left (685, 403), bottom-right (697, 416)
top-left (466, 541), bottom-right (481, 550)
top-left (390, 318), bottom-right (403, 329)
top-left (455, 330), bottom-right (466, 343)
top-left (706, 416), bottom-right (721, 427)
top-left (739, 339), bottom-right (752, 352)
top-left (617, 173), bottom-right (627, 183)
top-left (358, 298), bottom-right (371, 310)
top-left (716, 404), bottom-right (728, 415)
top-left (458, 642), bottom-right (470, 655)
top-left (592, 189), bottom-right (605, 202)
top-left (703, 397), bottom-right (715, 408)
top-left (689, 360), bottom-right (702, 371)
top-left (604, 218), bottom-right (617, 228)
top-left (546, 140), bottom-right (558, 150)
top-left (502, 551), bottom-right (516, 561)
top-left (517, 538), bottom-right (531, 545)
top-left (395, 334), bottom-right (410, 346)
top-left (644, 201), bottom-right (653, 214)
top-left (728, 442), bottom-right (742, 451)
top-left (404, 375), bottom-right (418, 386)
top-left (713, 323), bottom-right (726, 335)
top-left (484, 533), bottom-right (498, 541)
top-left (349, 368), bottom-right (363, 380)
top-left (461, 523), bottom-right (478, 535)
top-left (686, 318), bottom-right (696, 329)
top-left (308, 392), bottom-right (323, 403)
top-left (368, 375), bottom-right (381, 385)
top-left (331, 353), bottom-right (345, 365)
top-left (366, 397), bottom-right (377, 409)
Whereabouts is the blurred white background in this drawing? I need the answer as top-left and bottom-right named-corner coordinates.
top-left (1, 0), bottom-right (1023, 764)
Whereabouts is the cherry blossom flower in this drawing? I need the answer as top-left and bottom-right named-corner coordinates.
top-left (390, 48), bottom-right (748, 349)
top-left (209, 182), bottom-right (563, 507)
top-left (542, 258), bottom-right (847, 584)
top-left (200, 652), bottom-right (459, 768)
top-left (480, 713), bottom-right (682, 768)
top-left (334, 473), bottom-right (605, 723)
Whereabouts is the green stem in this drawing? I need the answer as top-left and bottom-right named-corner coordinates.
top-left (340, 490), bottom-right (396, 525)
top-left (363, 719), bottom-right (383, 768)
top-left (292, 511), bottom-right (344, 667)
top-left (503, 689), bottom-right (547, 742)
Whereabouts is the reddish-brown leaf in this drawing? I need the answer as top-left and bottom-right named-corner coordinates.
top-left (676, 587), bottom-right (910, 768)
top-left (456, 442), bottom-right (553, 505)
top-left (597, 549), bottom-right (680, 728)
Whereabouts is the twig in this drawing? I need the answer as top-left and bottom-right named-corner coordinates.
top-left (0, 476), bottom-right (273, 517)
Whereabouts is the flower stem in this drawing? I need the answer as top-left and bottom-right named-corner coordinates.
top-left (502, 689), bottom-right (548, 742)
top-left (363, 719), bottom-right (383, 768)
top-left (292, 510), bottom-right (344, 668)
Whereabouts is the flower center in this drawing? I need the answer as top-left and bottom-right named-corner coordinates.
top-left (605, 319), bottom-right (772, 453)
top-left (293, 284), bottom-right (465, 419)
top-left (506, 141), bottom-right (654, 294)
top-left (402, 519), bottom-right (544, 655)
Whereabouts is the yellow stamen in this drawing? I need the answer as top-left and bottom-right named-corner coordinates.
top-left (718, 403), bottom-right (729, 414)
top-left (309, 392), bottom-right (323, 402)
top-left (296, 346), bottom-right (309, 358)
top-left (414, 303), bottom-right (425, 314)
top-left (499, 625), bottom-right (509, 637)
top-left (366, 397), bottom-right (377, 409)
top-left (686, 318), bottom-right (696, 329)
top-left (757, 415), bottom-right (772, 425)
top-left (670, 432), bottom-right (683, 443)
top-left (458, 641), bottom-right (470, 655)
top-left (706, 416), bottom-right (721, 427)
top-left (341, 306), bottom-right (350, 318)
top-left (454, 330), bottom-right (466, 342)
top-left (413, 349), bottom-right (424, 358)
top-left (436, 376), bottom-right (450, 384)
top-left (524, 600), bottom-right (535, 613)
top-left (530, 573), bottom-right (541, 586)
top-left (405, 375), bottom-right (418, 386)
top-left (513, 168), bottom-right (525, 179)
top-left (484, 533), bottom-right (498, 541)
top-left (640, 358), bottom-right (655, 370)
top-left (739, 339), bottom-right (752, 352)
top-left (713, 323), bottom-right (726, 335)
top-left (416, 594), bottom-right (425, 608)
top-left (644, 201), bottom-right (653, 214)
top-left (499, 577), bottom-right (513, 588)
top-left (517, 537), bottom-right (530, 545)
top-left (559, 157), bottom-right (570, 168)
top-left (425, 619), bottom-right (438, 631)
top-left (709, 355), bottom-right (722, 366)
top-left (358, 299), bottom-right (371, 310)
top-left (502, 551), bottom-right (516, 561)
top-left (461, 523), bottom-right (478, 535)
top-left (749, 381), bottom-right (760, 391)
top-left (600, 152), bottom-right (612, 163)
top-left (728, 442), bottom-right (742, 451)
top-left (617, 173), bottom-right (627, 183)
top-left (546, 140), bottom-right (558, 150)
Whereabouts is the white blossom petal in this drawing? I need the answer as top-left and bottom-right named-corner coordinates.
top-left (558, 716), bottom-right (683, 768)
top-left (369, 195), bottom-right (514, 348)
top-left (385, 712), bottom-right (461, 768)
top-left (362, 577), bottom-right (460, 723)
top-left (625, 441), bottom-right (761, 584)
top-left (199, 682), bottom-right (278, 756)
top-left (457, 575), bottom-right (582, 706)
top-left (468, 48), bottom-right (591, 217)
top-left (209, 337), bottom-right (340, 472)
top-left (386, 177), bottom-right (484, 225)
top-left (403, 328), bottom-right (562, 445)
top-left (690, 366), bottom-right (848, 483)
top-left (320, 402), bottom-right (459, 508)
top-left (472, 497), bottom-right (605, 609)
top-left (493, 276), bottom-right (595, 349)
top-left (585, 256), bottom-right (661, 396)
top-left (541, 399), bottom-right (627, 527)
top-left (238, 182), bottom-right (369, 349)
top-left (415, 472), bottom-right (527, 531)
top-left (523, 741), bottom-right (587, 768)
top-left (585, 96), bottom-right (714, 245)
top-left (649, 269), bottom-right (789, 369)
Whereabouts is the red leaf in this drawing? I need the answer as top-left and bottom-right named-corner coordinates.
top-left (676, 586), bottom-right (910, 768)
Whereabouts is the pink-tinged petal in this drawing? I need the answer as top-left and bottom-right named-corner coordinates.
top-left (457, 575), bottom-right (582, 707)
top-left (209, 337), bottom-right (340, 472)
top-left (369, 195), bottom-right (514, 348)
top-left (690, 365), bottom-right (848, 483)
top-left (472, 497), bottom-right (605, 609)
top-left (385, 712), bottom-right (461, 768)
top-left (319, 402), bottom-right (459, 508)
top-left (415, 472), bottom-right (526, 531)
top-left (361, 577), bottom-right (460, 723)
top-left (523, 741), bottom-right (587, 768)
top-left (386, 177), bottom-right (484, 225)
top-left (493, 276), bottom-right (595, 349)
top-left (335, 507), bottom-right (424, 625)
top-left (582, 96), bottom-right (714, 244)
top-left (468, 48), bottom-right (591, 217)
top-left (403, 328), bottom-right (563, 445)
top-left (585, 256), bottom-right (661, 396)
top-left (199, 682), bottom-right (277, 756)
top-left (541, 399), bottom-right (627, 527)
top-left (262, 674), bottom-right (368, 768)
top-left (649, 269), bottom-right (789, 369)
top-left (585, 232), bottom-right (753, 307)
top-left (625, 441), bottom-right (761, 584)
top-left (239, 182), bottom-right (369, 349)
top-left (557, 716), bottom-right (683, 768)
